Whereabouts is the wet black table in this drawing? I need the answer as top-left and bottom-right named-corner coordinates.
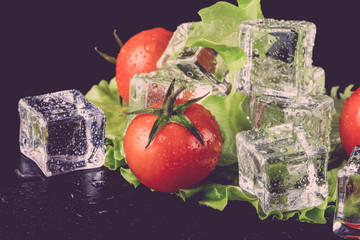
top-left (0, 155), bottom-right (341, 240)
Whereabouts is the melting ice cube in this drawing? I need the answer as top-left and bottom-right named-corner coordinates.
top-left (128, 69), bottom-right (217, 112)
top-left (242, 94), bottom-right (334, 151)
top-left (236, 123), bottom-right (328, 214)
top-left (157, 22), bottom-right (232, 95)
top-left (236, 18), bottom-right (317, 98)
top-left (308, 66), bottom-right (326, 96)
top-left (333, 145), bottom-right (360, 238)
top-left (18, 89), bottom-right (106, 176)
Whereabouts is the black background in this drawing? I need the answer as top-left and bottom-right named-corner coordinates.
top-left (1, 0), bottom-right (359, 239)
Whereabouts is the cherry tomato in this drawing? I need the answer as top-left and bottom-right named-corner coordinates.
top-left (115, 27), bottom-right (172, 104)
top-left (123, 102), bottom-right (223, 193)
top-left (339, 87), bottom-right (360, 156)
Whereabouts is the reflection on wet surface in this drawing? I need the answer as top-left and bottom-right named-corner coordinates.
top-left (0, 155), bottom-right (340, 240)
top-left (15, 155), bottom-right (45, 180)
top-left (11, 155), bottom-right (110, 206)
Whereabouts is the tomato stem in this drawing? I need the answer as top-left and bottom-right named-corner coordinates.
top-left (94, 29), bottom-right (124, 64)
top-left (124, 79), bottom-right (209, 149)
top-left (94, 47), bottom-right (116, 64)
top-left (113, 29), bottom-right (124, 48)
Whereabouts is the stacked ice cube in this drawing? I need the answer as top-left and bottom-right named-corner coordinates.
top-left (237, 124), bottom-right (328, 213)
top-left (235, 19), bottom-right (335, 214)
top-left (241, 94), bottom-right (334, 151)
top-left (128, 69), bottom-right (214, 112)
top-left (128, 22), bottom-right (231, 111)
top-left (18, 90), bottom-right (106, 177)
top-left (333, 145), bottom-right (360, 238)
top-left (236, 19), bottom-right (322, 98)
top-left (157, 22), bottom-right (232, 95)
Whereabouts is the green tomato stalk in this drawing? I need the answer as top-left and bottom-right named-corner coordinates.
top-left (124, 79), bottom-right (209, 149)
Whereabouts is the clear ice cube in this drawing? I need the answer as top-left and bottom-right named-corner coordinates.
top-left (236, 18), bottom-right (317, 98)
top-left (128, 69), bottom-right (217, 112)
top-left (157, 22), bottom-right (232, 95)
top-left (241, 94), bottom-right (334, 151)
top-left (236, 123), bottom-right (328, 214)
top-left (333, 145), bottom-right (360, 238)
top-left (308, 66), bottom-right (325, 96)
top-left (18, 89), bottom-right (106, 177)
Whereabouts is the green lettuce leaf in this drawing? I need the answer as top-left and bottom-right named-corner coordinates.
top-left (177, 162), bottom-right (343, 224)
top-left (201, 90), bottom-right (252, 166)
top-left (85, 78), bottom-right (128, 172)
top-left (104, 138), bottom-right (126, 170)
top-left (120, 167), bottom-right (141, 188)
top-left (186, 0), bottom-right (263, 72)
top-left (85, 78), bottom-right (128, 140)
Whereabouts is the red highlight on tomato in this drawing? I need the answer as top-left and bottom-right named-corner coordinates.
top-left (115, 28), bottom-right (173, 104)
top-left (339, 87), bottom-right (360, 156)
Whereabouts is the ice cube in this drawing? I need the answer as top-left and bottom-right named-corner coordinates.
top-left (308, 66), bottom-right (326, 96)
top-left (333, 145), bottom-right (360, 238)
top-left (157, 22), bottom-right (232, 95)
top-left (236, 123), bottom-right (328, 214)
top-left (128, 69), bottom-right (217, 112)
top-left (18, 89), bottom-right (106, 177)
top-left (242, 94), bottom-right (334, 151)
top-left (236, 18), bottom-right (316, 98)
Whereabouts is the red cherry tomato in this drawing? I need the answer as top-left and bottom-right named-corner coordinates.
top-left (115, 27), bottom-right (172, 104)
top-left (339, 87), bottom-right (360, 156)
top-left (123, 102), bottom-right (223, 193)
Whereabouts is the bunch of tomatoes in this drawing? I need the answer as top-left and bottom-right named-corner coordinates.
top-left (106, 25), bottom-right (360, 193)
top-left (110, 27), bottom-right (223, 193)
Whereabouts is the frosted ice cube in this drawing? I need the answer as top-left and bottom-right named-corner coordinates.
top-left (128, 69), bottom-right (217, 112)
top-left (242, 94), bottom-right (334, 151)
top-left (308, 66), bottom-right (325, 96)
top-left (18, 89), bottom-right (106, 177)
top-left (333, 145), bottom-right (360, 238)
top-left (157, 22), bottom-right (232, 95)
top-left (236, 124), bottom-right (328, 214)
top-left (236, 18), bottom-right (316, 98)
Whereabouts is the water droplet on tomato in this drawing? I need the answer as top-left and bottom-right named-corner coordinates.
top-left (130, 63), bottom-right (137, 71)
top-left (214, 140), bottom-right (222, 153)
top-left (145, 41), bottom-right (156, 53)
